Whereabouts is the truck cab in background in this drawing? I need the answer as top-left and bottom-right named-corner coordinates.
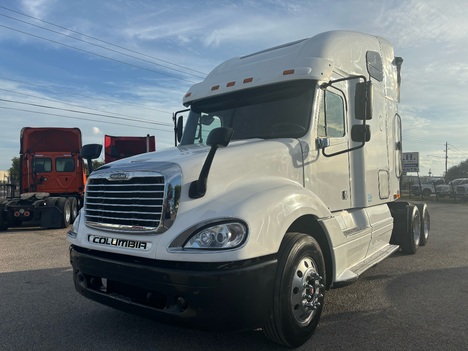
top-left (0, 127), bottom-right (100, 231)
top-left (68, 31), bottom-right (430, 347)
top-left (104, 134), bottom-right (156, 163)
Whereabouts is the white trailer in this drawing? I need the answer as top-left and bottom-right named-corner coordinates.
top-left (69, 30), bottom-right (430, 347)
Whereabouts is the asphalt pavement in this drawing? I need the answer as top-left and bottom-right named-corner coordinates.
top-left (0, 201), bottom-right (467, 350)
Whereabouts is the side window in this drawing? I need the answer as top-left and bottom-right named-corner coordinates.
top-left (33, 158), bottom-right (52, 173)
top-left (317, 90), bottom-right (345, 138)
top-left (56, 158), bottom-right (75, 172)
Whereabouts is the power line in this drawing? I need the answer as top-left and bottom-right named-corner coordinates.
top-left (0, 5), bottom-right (207, 77)
top-left (0, 98), bottom-right (173, 127)
top-left (0, 23), bottom-right (198, 84)
top-left (403, 135), bottom-right (444, 145)
top-left (0, 88), bottom-right (172, 126)
top-left (448, 143), bottom-right (468, 154)
top-left (0, 12), bottom-right (206, 80)
top-left (0, 76), bottom-right (173, 115)
top-left (0, 106), bottom-right (173, 133)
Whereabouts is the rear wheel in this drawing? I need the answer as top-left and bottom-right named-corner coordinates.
top-left (400, 205), bottom-right (421, 254)
top-left (263, 233), bottom-right (326, 347)
top-left (416, 203), bottom-right (430, 246)
top-left (69, 197), bottom-right (78, 224)
top-left (57, 197), bottom-right (71, 228)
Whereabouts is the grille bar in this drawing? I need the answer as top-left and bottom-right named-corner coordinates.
top-left (86, 215), bottom-right (161, 223)
top-left (86, 209), bottom-right (161, 215)
top-left (86, 202), bottom-right (160, 208)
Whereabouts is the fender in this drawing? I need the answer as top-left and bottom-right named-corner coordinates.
top-left (158, 177), bottom-right (340, 263)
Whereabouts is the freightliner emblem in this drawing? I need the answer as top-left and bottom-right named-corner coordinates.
top-left (109, 172), bottom-right (129, 180)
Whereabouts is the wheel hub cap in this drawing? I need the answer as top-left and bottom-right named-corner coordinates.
top-left (290, 257), bottom-right (324, 325)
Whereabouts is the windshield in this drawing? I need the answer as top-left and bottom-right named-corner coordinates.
top-left (180, 80), bottom-right (315, 145)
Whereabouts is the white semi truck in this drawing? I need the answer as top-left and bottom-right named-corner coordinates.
top-left (68, 31), bottom-right (430, 347)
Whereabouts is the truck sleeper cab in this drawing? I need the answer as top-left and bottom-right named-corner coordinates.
top-left (68, 31), bottom-right (429, 348)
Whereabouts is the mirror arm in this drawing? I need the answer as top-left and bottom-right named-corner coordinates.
top-left (320, 75), bottom-right (370, 158)
top-left (321, 75), bottom-right (367, 89)
top-left (189, 127), bottom-right (233, 199)
top-left (321, 140), bottom-right (365, 158)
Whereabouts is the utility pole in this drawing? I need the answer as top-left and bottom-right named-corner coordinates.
top-left (445, 142), bottom-right (448, 176)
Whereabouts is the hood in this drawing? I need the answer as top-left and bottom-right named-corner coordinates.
top-left (94, 138), bottom-right (305, 192)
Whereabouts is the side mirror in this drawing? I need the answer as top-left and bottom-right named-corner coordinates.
top-left (189, 127), bottom-right (233, 199)
top-left (355, 81), bottom-right (373, 120)
top-left (81, 144), bottom-right (103, 174)
top-left (351, 125), bottom-right (371, 142)
top-left (176, 116), bottom-right (184, 143)
top-left (81, 144), bottom-right (102, 159)
top-left (206, 126), bottom-right (233, 148)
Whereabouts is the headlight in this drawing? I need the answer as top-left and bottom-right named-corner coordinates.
top-left (183, 222), bottom-right (247, 250)
top-left (67, 211), bottom-right (81, 239)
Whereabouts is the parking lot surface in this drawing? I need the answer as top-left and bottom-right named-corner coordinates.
top-left (0, 201), bottom-right (467, 350)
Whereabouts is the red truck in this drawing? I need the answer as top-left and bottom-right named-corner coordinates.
top-left (0, 127), bottom-right (90, 230)
top-left (104, 134), bottom-right (156, 163)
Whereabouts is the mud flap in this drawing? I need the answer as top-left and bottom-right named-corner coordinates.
top-left (388, 201), bottom-right (410, 245)
top-left (39, 206), bottom-right (63, 228)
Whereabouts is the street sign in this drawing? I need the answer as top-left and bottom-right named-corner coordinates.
top-left (403, 152), bottom-right (419, 173)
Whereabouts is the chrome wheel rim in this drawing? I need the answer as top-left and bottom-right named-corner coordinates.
top-left (413, 211), bottom-right (421, 246)
top-left (290, 256), bottom-right (324, 325)
top-left (65, 204), bottom-right (71, 223)
top-left (422, 211), bottom-right (429, 240)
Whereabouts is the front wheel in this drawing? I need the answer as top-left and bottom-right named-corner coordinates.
top-left (263, 233), bottom-right (326, 347)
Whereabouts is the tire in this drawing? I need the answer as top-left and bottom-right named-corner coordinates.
top-left (416, 203), bottom-right (430, 246)
top-left (422, 189), bottom-right (431, 197)
top-left (263, 233), bottom-right (326, 347)
top-left (69, 197), bottom-right (78, 224)
top-left (400, 205), bottom-right (421, 254)
top-left (57, 197), bottom-right (71, 228)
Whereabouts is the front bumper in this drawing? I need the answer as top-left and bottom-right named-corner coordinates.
top-left (70, 245), bottom-right (277, 331)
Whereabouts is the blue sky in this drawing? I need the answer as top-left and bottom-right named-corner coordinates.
top-left (1, 0), bottom-right (467, 177)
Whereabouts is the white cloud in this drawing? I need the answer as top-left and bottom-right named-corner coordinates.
top-left (0, 0), bottom-right (467, 176)
top-left (20, 0), bottom-right (57, 18)
top-left (376, 0), bottom-right (468, 48)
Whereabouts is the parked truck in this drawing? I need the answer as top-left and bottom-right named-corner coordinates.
top-left (104, 134), bottom-right (156, 163)
top-left (455, 181), bottom-right (468, 200)
top-left (68, 31), bottom-right (430, 347)
top-left (411, 177), bottom-right (445, 197)
top-left (436, 178), bottom-right (468, 198)
top-left (0, 127), bottom-right (88, 230)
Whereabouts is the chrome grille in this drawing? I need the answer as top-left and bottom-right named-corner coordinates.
top-left (85, 175), bottom-right (164, 231)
